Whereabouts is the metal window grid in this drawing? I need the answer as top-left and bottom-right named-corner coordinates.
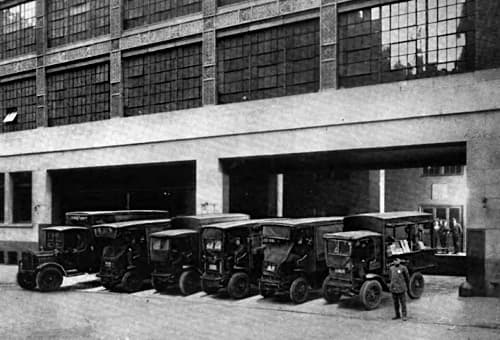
top-left (47, 0), bottom-right (110, 48)
top-left (123, 0), bottom-right (202, 30)
top-left (217, 19), bottom-right (320, 104)
top-left (123, 44), bottom-right (202, 116)
top-left (0, 78), bottom-right (37, 133)
top-left (47, 63), bottom-right (110, 126)
top-left (0, 1), bottom-right (36, 60)
top-left (338, 0), bottom-right (475, 87)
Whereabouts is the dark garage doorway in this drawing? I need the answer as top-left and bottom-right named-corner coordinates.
top-left (51, 161), bottom-right (195, 224)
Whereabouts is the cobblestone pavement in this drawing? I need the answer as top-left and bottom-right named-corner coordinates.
top-left (1, 265), bottom-right (499, 340)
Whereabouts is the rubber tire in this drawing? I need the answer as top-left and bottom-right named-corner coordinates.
top-left (259, 281), bottom-right (274, 298)
top-left (227, 272), bottom-right (250, 299)
top-left (322, 277), bottom-right (341, 304)
top-left (201, 278), bottom-right (219, 295)
top-left (152, 277), bottom-right (168, 292)
top-left (36, 267), bottom-right (63, 292)
top-left (121, 271), bottom-right (143, 293)
top-left (179, 270), bottom-right (200, 296)
top-left (17, 272), bottom-right (36, 290)
top-left (289, 277), bottom-right (309, 304)
top-left (408, 272), bottom-right (425, 299)
top-left (360, 280), bottom-right (383, 310)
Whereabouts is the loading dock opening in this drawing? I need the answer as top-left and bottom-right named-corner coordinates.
top-left (50, 161), bottom-right (196, 224)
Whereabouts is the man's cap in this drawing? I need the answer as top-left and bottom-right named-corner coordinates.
top-left (393, 258), bottom-right (401, 264)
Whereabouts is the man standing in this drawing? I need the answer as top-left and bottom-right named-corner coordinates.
top-left (389, 258), bottom-right (410, 321)
top-left (450, 218), bottom-right (463, 254)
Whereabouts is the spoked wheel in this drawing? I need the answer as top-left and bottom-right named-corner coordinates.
top-left (179, 270), bottom-right (201, 296)
top-left (408, 272), bottom-right (425, 299)
top-left (259, 281), bottom-right (274, 298)
top-left (36, 267), bottom-right (63, 292)
top-left (360, 280), bottom-right (383, 310)
top-left (322, 277), bottom-right (341, 303)
top-left (17, 272), bottom-right (36, 290)
top-left (228, 272), bottom-right (250, 299)
top-left (289, 277), bottom-right (309, 304)
top-left (121, 271), bottom-right (143, 293)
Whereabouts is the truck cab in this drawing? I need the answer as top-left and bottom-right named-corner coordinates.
top-left (259, 217), bottom-right (343, 303)
top-left (17, 226), bottom-right (98, 292)
top-left (94, 219), bottom-right (171, 292)
top-left (149, 213), bottom-right (249, 295)
top-left (322, 211), bottom-right (437, 310)
top-left (201, 219), bottom-right (274, 299)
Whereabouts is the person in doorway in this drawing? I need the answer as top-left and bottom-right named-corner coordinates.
top-left (438, 220), bottom-right (449, 251)
top-left (389, 258), bottom-right (410, 321)
top-left (450, 218), bottom-right (463, 254)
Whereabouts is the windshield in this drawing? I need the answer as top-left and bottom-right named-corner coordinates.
top-left (45, 231), bottom-right (64, 250)
top-left (93, 226), bottom-right (117, 239)
top-left (202, 228), bottom-right (223, 252)
top-left (151, 238), bottom-right (170, 251)
top-left (262, 225), bottom-right (290, 242)
top-left (264, 243), bottom-right (293, 265)
top-left (102, 240), bottom-right (127, 258)
top-left (326, 239), bottom-right (351, 256)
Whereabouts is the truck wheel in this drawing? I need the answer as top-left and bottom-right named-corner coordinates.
top-left (121, 271), bottom-right (143, 293)
top-left (322, 277), bottom-right (341, 303)
top-left (259, 281), bottom-right (274, 298)
top-left (408, 272), bottom-right (425, 299)
top-left (17, 272), bottom-right (36, 290)
top-left (152, 277), bottom-right (168, 292)
top-left (179, 270), bottom-right (200, 296)
top-left (360, 280), bottom-right (382, 310)
top-left (36, 267), bottom-right (63, 292)
top-left (201, 278), bottom-right (219, 295)
top-left (290, 277), bottom-right (309, 304)
top-left (228, 272), bottom-right (250, 299)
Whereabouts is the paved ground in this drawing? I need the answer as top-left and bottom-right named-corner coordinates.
top-left (1, 265), bottom-right (499, 339)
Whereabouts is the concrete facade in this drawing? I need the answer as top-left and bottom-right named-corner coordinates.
top-left (1, 0), bottom-right (500, 297)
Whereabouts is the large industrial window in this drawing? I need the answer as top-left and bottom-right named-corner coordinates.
top-left (218, 0), bottom-right (247, 7)
top-left (422, 165), bottom-right (463, 176)
top-left (47, 63), bottom-right (110, 126)
top-left (12, 172), bottom-right (31, 223)
top-left (0, 78), bottom-right (37, 133)
top-left (338, 0), bottom-right (475, 87)
top-left (0, 1), bottom-right (36, 60)
top-left (217, 19), bottom-right (320, 104)
top-left (123, 0), bottom-right (202, 30)
top-left (123, 44), bottom-right (202, 116)
top-left (47, 0), bottom-right (110, 48)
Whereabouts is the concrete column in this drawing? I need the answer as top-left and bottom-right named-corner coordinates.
top-left (379, 169), bottom-right (385, 213)
top-left (202, 0), bottom-right (217, 105)
top-left (368, 170), bottom-right (381, 212)
top-left (460, 137), bottom-right (500, 297)
top-left (110, 0), bottom-right (123, 118)
top-left (320, 0), bottom-right (337, 89)
top-left (196, 157), bottom-right (226, 214)
top-left (4, 174), bottom-right (13, 224)
top-left (32, 170), bottom-right (52, 243)
top-left (276, 174), bottom-right (284, 217)
top-left (35, 0), bottom-right (48, 127)
top-left (267, 174), bottom-right (284, 217)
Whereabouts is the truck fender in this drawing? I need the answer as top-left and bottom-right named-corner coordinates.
top-left (365, 273), bottom-right (389, 291)
top-left (36, 262), bottom-right (67, 276)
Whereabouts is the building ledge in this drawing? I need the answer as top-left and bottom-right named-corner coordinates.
top-left (0, 224), bottom-right (33, 229)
